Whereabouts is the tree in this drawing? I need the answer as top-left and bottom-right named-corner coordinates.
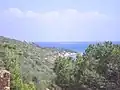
top-left (53, 41), bottom-right (120, 90)
top-left (0, 43), bottom-right (36, 90)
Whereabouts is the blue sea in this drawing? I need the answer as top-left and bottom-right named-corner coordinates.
top-left (36, 42), bottom-right (120, 52)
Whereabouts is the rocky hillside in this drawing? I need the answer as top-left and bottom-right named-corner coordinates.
top-left (0, 36), bottom-right (65, 89)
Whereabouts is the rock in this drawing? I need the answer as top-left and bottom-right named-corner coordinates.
top-left (0, 69), bottom-right (10, 90)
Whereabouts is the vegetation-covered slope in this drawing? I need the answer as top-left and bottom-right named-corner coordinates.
top-left (0, 36), bottom-right (58, 90)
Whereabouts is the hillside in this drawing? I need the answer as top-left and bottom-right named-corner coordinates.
top-left (0, 36), bottom-right (62, 90)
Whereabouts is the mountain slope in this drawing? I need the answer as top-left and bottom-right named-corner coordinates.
top-left (0, 36), bottom-right (59, 89)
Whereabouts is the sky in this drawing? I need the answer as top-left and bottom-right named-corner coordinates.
top-left (0, 0), bottom-right (120, 42)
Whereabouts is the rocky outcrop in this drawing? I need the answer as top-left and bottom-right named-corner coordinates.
top-left (0, 70), bottom-right (10, 90)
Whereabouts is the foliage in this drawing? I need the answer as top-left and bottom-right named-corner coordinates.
top-left (0, 36), bottom-right (57, 90)
top-left (53, 41), bottom-right (120, 90)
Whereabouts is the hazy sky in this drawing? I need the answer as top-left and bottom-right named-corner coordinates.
top-left (0, 0), bottom-right (120, 42)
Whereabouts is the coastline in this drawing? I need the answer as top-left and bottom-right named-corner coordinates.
top-left (36, 42), bottom-right (120, 53)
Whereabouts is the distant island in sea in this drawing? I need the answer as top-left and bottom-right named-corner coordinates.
top-left (35, 42), bottom-right (120, 52)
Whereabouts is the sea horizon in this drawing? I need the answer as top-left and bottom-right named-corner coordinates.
top-left (35, 42), bottom-right (120, 52)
